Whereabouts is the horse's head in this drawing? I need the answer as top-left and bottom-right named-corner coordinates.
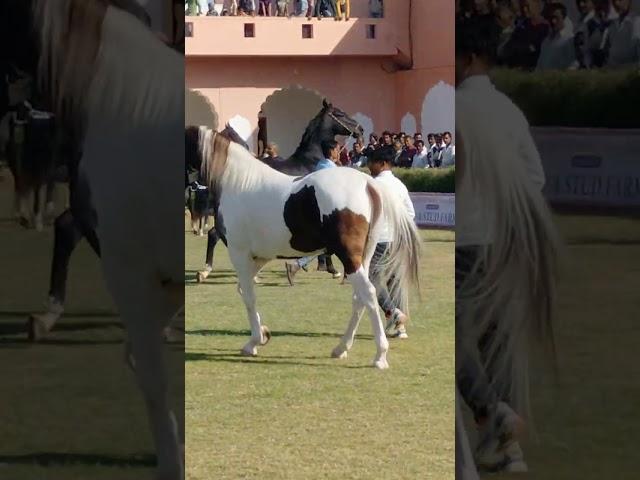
top-left (321, 99), bottom-right (363, 139)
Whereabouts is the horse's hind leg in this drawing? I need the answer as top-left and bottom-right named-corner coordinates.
top-left (331, 294), bottom-right (365, 359)
top-left (348, 266), bottom-right (389, 369)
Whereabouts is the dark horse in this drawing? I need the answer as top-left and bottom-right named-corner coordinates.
top-left (191, 101), bottom-right (363, 283)
top-left (0, 0), bottom-right (156, 339)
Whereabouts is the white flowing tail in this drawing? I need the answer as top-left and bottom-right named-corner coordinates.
top-left (367, 180), bottom-right (422, 315)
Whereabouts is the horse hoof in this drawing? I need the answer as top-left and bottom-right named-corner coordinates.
top-left (373, 358), bottom-right (389, 370)
top-left (196, 271), bottom-right (207, 283)
top-left (240, 348), bottom-right (257, 357)
top-left (260, 326), bottom-right (271, 346)
top-left (331, 346), bottom-right (348, 359)
top-left (27, 315), bottom-right (50, 342)
top-left (253, 276), bottom-right (260, 284)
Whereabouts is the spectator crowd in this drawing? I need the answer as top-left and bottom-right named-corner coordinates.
top-left (261, 131), bottom-right (455, 170)
top-left (185, 0), bottom-right (384, 19)
top-left (457, 0), bottom-right (640, 70)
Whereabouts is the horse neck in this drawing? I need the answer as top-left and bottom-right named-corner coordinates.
top-left (289, 117), bottom-right (334, 168)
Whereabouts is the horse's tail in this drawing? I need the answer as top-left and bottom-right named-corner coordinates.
top-left (366, 179), bottom-right (421, 315)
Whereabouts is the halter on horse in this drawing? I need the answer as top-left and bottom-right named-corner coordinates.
top-left (191, 128), bottom-right (421, 368)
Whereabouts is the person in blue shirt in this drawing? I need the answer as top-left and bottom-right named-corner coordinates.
top-left (285, 139), bottom-right (342, 285)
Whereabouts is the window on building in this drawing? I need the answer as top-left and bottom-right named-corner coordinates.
top-left (366, 25), bottom-right (376, 39)
top-left (302, 24), bottom-right (314, 39)
top-left (244, 23), bottom-right (255, 38)
top-left (186, 22), bottom-right (193, 38)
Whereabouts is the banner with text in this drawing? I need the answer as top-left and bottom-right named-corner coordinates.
top-left (411, 193), bottom-right (455, 229)
top-left (533, 127), bottom-right (640, 207)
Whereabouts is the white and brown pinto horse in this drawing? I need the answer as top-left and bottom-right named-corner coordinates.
top-left (191, 128), bottom-right (421, 368)
top-left (1, 1), bottom-right (183, 478)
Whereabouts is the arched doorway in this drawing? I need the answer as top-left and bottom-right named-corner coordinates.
top-left (185, 89), bottom-right (218, 129)
top-left (260, 85), bottom-right (325, 159)
top-left (421, 81), bottom-right (454, 137)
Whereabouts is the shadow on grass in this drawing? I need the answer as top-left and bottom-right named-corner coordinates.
top-left (0, 311), bottom-right (118, 319)
top-left (186, 328), bottom-right (373, 340)
top-left (185, 351), bottom-right (371, 369)
top-left (0, 452), bottom-right (155, 468)
top-left (0, 320), bottom-right (123, 339)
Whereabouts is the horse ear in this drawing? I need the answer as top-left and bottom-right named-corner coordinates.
top-left (323, 98), bottom-right (330, 109)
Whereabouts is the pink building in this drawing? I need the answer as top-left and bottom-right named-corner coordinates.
top-left (185, 0), bottom-right (454, 157)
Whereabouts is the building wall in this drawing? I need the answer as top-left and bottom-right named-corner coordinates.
top-left (185, 1), bottom-right (455, 153)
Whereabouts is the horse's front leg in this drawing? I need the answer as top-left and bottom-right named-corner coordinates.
top-left (229, 249), bottom-right (270, 356)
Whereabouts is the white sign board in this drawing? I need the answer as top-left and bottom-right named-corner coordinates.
top-left (532, 127), bottom-right (640, 207)
top-left (411, 193), bottom-right (455, 229)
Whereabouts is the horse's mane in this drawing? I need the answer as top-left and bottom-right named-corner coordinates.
top-left (292, 108), bottom-right (325, 156)
top-left (200, 127), bottom-right (287, 195)
top-left (33, 0), bottom-right (181, 126)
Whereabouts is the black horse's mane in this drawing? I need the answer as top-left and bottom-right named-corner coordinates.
top-left (293, 108), bottom-right (325, 156)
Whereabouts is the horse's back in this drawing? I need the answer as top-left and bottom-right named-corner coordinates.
top-left (296, 167), bottom-right (373, 221)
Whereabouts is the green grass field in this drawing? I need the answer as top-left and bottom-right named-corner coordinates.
top-left (185, 229), bottom-right (456, 480)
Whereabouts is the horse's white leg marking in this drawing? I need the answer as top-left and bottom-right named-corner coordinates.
top-left (101, 260), bottom-right (183, 480)
top-left (331, 293), bottom-right (365, 359)
top-left (348, 265), bottom-right (389, 369)
top-left (229, 249), bottom-right (266, 356)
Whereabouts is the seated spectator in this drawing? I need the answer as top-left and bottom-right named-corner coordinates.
top-left (238, 0), bottom-right (256, 15)
top-left (398, 135), bottom-right (417, 168)
top-left (607, 0), bottom-right (640, 67)
top-left (575, 0), bottom-right (596, 32)
top-left (572, 30), bottom-right (590, 68)
top-left (335, 0), bottom-right (350, 21)
top-left (381, 130), bottom-right (393, 147)
top-left (369, 0), bottom-right (383, 18)
top-left (503, 0), bottom-right (550, 69)
top-left (258, 0), bottom-right (272, 16)
top-left (441, 131), bottom-right (455, 167)
top-left (277, 0), bottom-right (290, 16)
top-left (313, 0), bottom-right (336, 19)
top-left (537, 2), bottom-right (576, 70)
top-left (350, 141), bottom-right (368, 167)
top-left (366, 133), bottom-right (379, 154)
top-left (392, 139), bottom-right (403, 166)
top-left (496, 3), bottom-right (517, 63)
top-left (411, 140), bottom-right (430, 168)
top-left (584, 0), bottom-right (613, 67)
top-left (186, 0), bottom-right (200, 15)
top-left (431, 134), bottom-right (444, 167)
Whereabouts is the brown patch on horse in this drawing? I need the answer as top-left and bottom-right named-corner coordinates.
top-left (201, 132), bottom-right (230, 191)
top-left (324, 209), bottom-right (370, 275)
